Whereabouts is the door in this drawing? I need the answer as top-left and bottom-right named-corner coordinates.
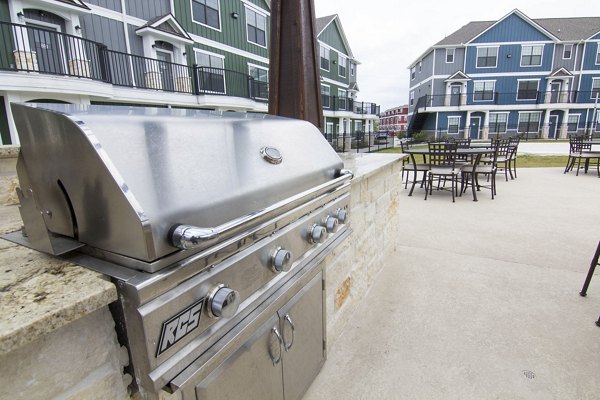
top-left (26, 22), bottom-right (64, 74)
top-left (548, 115), bottom-right (558, 139)
top-left (450, 85), bottom-right (461, 106)
top-left (156, 50), bottom-right (174, 92)
top-left (470, 116), bottom-right (481, 139)
top-left (194, 313), bottom-right (285, 400)
top-left (550, 82), bottom-right (561, 103)
top-left (279, 272), bottom-right (325, 400)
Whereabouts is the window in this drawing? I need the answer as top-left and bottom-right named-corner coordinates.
top-left (517, 80), bottom-right (539, 101)
top-left (476, 47), bottom-right (497, 68)
top-left (447, 116), bottom-right (460, 134)
top-left (518, 112), bottom-right (541, 133)
top-left (596, 45), bottom-right (600, 65)
top-left (593, 78), bottom-right (600, 99)
top-left (521, 45), bottom-right (543, 66)
top-left (563, 44), bottom-right (572, 60)
top-left (350, 62), bottom-right (355, 77)
top-left (411, 66), bottom-right (415, 80)
top-left (418, 61), bottom-right (422, 72)
top-left (248, 64), bottom-right (268, 100)
top-left (338, 54), bottom-right (347, 78)
top-left (321, 85), bottom-right (330, 108)
top-left (567, 114), bottom-right (580, 133)
top-left (338, 89), bottom-right (347, 110)
top-left (489, 113), bottom-right (508, 134)
top-left (195, 50), bottom-right (225, 93)
top-left (473, 81), bottom-right (495, 101)
top-left (410, 91), bottom-right (414, 106)
top-left (192, 0), bottom-right (220, 30)
top-left (446, 48), bottom-right (455, 63)
top-left (320, 46), bottom-right (330, 71)
top-left (246, 7), bottom-right (266, 47)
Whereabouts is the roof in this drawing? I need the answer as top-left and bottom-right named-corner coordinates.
top-left (136, 14), bottom-right (193, 43)
top-left (435, 21), bottom-right (494, 46)
top-left (316, 15), bottom-right (336, 34)
top-left (55, 0), bottom-right (91, 10)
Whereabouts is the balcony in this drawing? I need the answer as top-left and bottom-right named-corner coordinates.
top-left (321, 94), bottom-right (380, 116)
top-left (0, 21), bottom-right (268, 103)
top-left (417, 90), bottom-right (598, 110)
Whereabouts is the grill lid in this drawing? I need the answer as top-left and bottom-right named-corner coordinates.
top-left (12, 103), bottom-right (344, 263)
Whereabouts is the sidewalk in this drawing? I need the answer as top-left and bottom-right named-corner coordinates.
top-left (304, 168), bottom-right (600, 400)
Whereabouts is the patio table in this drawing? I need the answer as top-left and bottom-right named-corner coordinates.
top-left (403, 148), bottom-right (492, 201)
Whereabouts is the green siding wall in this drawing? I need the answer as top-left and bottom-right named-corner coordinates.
top-left (174, 0), bottom-right (269, 59)
top-left (0, 0), bottom-right (9, 22)
top-left (0, 96), bottom-right (11, 145)
top-left (319, 21), bottom-right (347, 54)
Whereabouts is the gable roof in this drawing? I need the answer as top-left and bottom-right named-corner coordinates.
top-left (445, 71), bottom-right (471, 81)
top-left (316, 14), bottom-right (357, 61)
top-left (54, 0), bottom-right (91, 10)
top-left (411, 9), bottom-right (600, 68)
top-left (468, 9), bottom-right (559, 44)
top-left (548, 67), bottom-right (574, 78)
top-left (136, 14), bottom-right (193, 44)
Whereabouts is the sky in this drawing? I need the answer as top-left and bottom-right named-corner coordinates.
top-left (314, 0), bottom-right (600, 112)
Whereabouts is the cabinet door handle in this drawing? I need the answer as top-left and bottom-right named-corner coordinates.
top-left (270, 327), bottom-right (283, 365)
top-left (283, 314), bottom-right (295, 351)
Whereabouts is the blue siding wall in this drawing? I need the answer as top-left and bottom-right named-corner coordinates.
top-left (591, 32), bottom-right (600, 40)
top-left (578, 74), bottom-right (600, 102)
top-left (466, 75), bottom-right (548, 105)
top-left (582, 42), bottom-right (600, 70)
top-left (80, 14), bottom-right (127, 52)
top-left (471, 13), bottom-right (553, 43)
top-left (437, 112), bottom-right (466, 130)
top-left (465, 43), bottom-right (553, 74)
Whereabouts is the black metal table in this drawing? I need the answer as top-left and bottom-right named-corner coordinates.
top-left (403, 148), bottom-right (493, 201)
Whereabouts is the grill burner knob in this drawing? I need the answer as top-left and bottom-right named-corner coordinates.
top-left (322, 215), bottom-right (339, 233)
top-left (271, 247), bottom-right (293, 273)
top-left (208, 285), bottom-right (240, 319)
top-left (336, 208), bottom-right (348, 224)
top-left (309, 224), bottom-right (327, 244)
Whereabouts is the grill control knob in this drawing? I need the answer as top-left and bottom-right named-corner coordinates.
top-left (322, 215), bottom-right (339, 233)
top-left (336, 208), bottom-right (348, 224)
top-left (309, 224), bottom-right (327, 244)
top-left (207, 285), bottom-right (240, 319)
top-left (271, 247), bottom-right (293, 273)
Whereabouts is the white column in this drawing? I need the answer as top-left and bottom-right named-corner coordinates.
top-left (541, 110), bottom-right (551, 139)
top-left (465, 111), bottom-right (472, 139)
top-left (482, 111), bottom-right (489, 140)
top-left (444, 82), bottom-right (451, 106)
top-left (559, 109), bottom-right (569, 139)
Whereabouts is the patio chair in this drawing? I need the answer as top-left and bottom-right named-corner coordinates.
top-left (424, 142), bottom-right (460, 202)
top-left (481, 138), bottom-right (512, 181)
top-left (460, 140), bottom-right (498, 200)
top-left (400, 140), bottom-right (429, 191)
top-left (578, 241), bottom-right (600, 327)
top-left (564, 136), bottom-right (600, 177)
top-left (507, 136), bottom-right (520, 179)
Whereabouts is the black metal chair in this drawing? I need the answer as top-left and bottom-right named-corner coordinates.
top-left (507, 136), bottom-right (520, 179)
top-left (579, 241), bottom-right (600, 327)
top-left (460, 140), bottom-right (498, 200)
top-left (482, 138), bottom-right (512, 181)
top-left (400, 140), bottom-right (429, 191)
top-left (424, 142), bottom-right (459, 202)
top-left (564, 136), bottom-right (600, 177)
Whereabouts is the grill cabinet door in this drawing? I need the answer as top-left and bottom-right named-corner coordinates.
top-left (195, 314), bottom-right (284, 400)
top-left (279, 271), bottom-right (325, 400)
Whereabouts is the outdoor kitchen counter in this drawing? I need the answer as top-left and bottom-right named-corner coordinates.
top-left (0, 147), bottom-right (118, 355)
top-left (340, 151), bottom-right (407, 179)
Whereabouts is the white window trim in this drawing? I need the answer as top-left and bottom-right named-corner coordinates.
top-left (563, 44), bottom-right (573, 60)
top-left (567, 113), bottom-right (580, 133)
top-left (320, 46), bottom-right (330, 72)
top-left (190, 0), bottom-right (223, 32)
top-left (475, 46), bottom-right (499, 69)
top-left (338, 54), bottom-right (347, 78)
top-left (473, 80), bottom-right (495, 102)
top-left (247, 62), bottom-right (268, 100)
top-left (194, 48), bottom-right (226, 94)
top-left (592, 77), bottom-right (600, 99)
top-left (520, 44), bottom-right (544, 68)
top-left (350, 62), bottom-right (355, 77)
top-left (447, 116), bottom-right (460, 134)
top-left (244, 5), bottom-right (268, 49)
top-left (516, 79), bottom-right (540, 102)
top-left (596, 46), bottom-right (600, 65)
top-left (338, 88), bottom-right (347, 110)
top-left (410, 66), bottom-right (415, 80)
top-left (410, 90), bottom-right (415, 105)
top-left (517, 111), bottom-right (542, 133)
top-left (418, 61), bottom-right (422, 72)
top-left (446, 48), bottom-right (455, 63)
top-left (321, 83), bottom-right (331, 108)
top-left (489, 112), bottom-right (509, 134)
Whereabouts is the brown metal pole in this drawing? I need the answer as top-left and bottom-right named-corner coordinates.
top-left (268, 0), bottom-right (324, 131)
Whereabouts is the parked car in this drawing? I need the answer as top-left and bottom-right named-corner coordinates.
top-left (374, 131), bottom-right (389, 144)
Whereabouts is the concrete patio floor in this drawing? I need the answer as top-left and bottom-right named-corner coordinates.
top-left (304, 168), bottom-right (600, 400)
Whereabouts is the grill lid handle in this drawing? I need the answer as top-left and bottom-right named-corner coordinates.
top-left (170, 225), bottom-right (219, 250)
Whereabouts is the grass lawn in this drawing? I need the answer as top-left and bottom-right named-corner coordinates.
top-left (377, 147), bottom-right (569, 168)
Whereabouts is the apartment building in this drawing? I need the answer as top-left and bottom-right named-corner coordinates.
top-left (379, 104), bottom-right (408, 134)
top-left (407, 9), bottom-right (600, 139)
top-left (0, 0), bottom-right (379, 146)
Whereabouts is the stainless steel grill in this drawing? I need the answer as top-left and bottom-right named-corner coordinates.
top-left (8, 103), bottom-right (352, 400)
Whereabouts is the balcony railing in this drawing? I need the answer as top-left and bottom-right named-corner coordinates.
top-left (0, 21), bottom-right (267, 102)
top-left (321, 94), bottom-right (380, 115)
top-left (418, 90), bottom-right (598, 109)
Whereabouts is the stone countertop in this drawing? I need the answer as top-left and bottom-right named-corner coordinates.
top-left (0, 150), bottom-right (117, 355)
top-left (340, 152), bottom-right (407, 180)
